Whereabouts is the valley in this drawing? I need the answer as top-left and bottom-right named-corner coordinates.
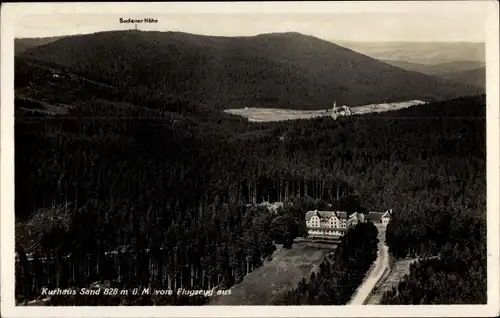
top-left (13, 29), bottom-right (487, 307)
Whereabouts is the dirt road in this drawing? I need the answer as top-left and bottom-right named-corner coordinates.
top-left (347, 224), bottom-right (389, 305)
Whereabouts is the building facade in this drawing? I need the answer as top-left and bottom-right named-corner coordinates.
top-left (305, 209), bottom-right (391, 239)
top-left (305, 210), bottom-right (365, 238)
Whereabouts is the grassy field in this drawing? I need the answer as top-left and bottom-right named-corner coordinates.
top-left (210, 240), bottom-right (336, 305)
top-left (224, 108), bottom-right (330, 122)
top-left (352, 100), bottom-right (425, 115)
top-left (224, 100), bottom-right (425, 122)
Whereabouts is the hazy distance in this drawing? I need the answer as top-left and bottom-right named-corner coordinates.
top-left (15, 10), bottom-right (487, 43)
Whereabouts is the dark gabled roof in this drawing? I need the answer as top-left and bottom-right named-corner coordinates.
top-left (337, 211), bottom-right (348, 219)
top-left (305, 210), bottom-right (350, 221)
top-left (366, 213), bottom-right (382, 222)
top-left (367, 211), bottom-right (391, 222)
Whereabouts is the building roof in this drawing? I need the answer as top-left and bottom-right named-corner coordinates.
top-left (366, 210), bottom-right (391, 222)
top-left (366, 212), bottom-right (384, 222)
top-left (349, 212), bottom-right (364, 219)
top-left (305, 210), bottom-right (349, 221)
top-left (306, 210), bottom-right (389, 222)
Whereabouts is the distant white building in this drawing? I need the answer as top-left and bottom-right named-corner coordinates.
top-left (331, 101), bottom-right (352, 119)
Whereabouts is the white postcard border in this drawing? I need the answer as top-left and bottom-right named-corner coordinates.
top-left (1, 2), bottom-right (499, 317)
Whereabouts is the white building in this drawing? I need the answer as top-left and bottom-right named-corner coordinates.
top-left (305, 209), bottom-right (391, 239)
top-left (331, 101), bottom-right (352, 119)
top-left (305, 210), bottom-right (365, 238)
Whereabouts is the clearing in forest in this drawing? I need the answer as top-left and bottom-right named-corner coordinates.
top-left (210, 240), bottom-right (336, 305)
top-left (224, 100), bottom-right (425, 122)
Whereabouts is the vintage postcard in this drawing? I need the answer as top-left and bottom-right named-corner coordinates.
top-left (1, 1), bottom-right (499, 317)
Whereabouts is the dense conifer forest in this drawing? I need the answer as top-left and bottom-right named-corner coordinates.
top-left (15, 47), bottom-right (486, 305)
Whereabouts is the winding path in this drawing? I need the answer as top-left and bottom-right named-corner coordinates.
top-left (347, 224), bottom-right (389, 305)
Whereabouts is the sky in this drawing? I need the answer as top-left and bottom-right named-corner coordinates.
top-left (12, 2), bottom-right (490, 42)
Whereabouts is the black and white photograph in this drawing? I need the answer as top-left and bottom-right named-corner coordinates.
top-left (1, 1), bottom-right (499, 317)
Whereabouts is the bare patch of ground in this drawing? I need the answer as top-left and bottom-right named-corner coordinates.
top-left (16, 95), bottom-right (75, 115)
top-left (210, 240), bottom-right (336, 305)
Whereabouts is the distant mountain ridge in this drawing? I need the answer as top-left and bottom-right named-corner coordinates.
top-left (380, 60), bottom-right (485, 75)
top-left (19, 31), bottom-right (481, 109)
top-left (380, 59), bottom-right (485, 89)
top-left (334, 41), bottom-right (485, 65)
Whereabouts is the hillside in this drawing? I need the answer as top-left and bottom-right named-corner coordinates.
top-left (15, 36), bottom-right (67, 54)
top-left (380, 60), bottom-right (485, 76)
top-left (441, 68), bottom-right (486, 89)
top-left (380, 60), bottom-right (485, 90)
top-left (335, 41), bottom-right (485, 65)
top-left (20, 31), bottom-right (481, 110)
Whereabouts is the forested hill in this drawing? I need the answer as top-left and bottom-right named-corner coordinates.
top-left (19, 30), bottom-right (481, 109)
top-left (15, 36), bottom-right (66, 54)
top-left (441, 68), bottom-right (486, 90)
top-left (380, 60), bottom-right (486, 90)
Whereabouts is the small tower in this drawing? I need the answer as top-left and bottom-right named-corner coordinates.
top-left (331, 100), bottom-right (338, 119)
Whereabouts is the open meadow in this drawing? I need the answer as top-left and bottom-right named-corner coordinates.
top-left (224, 100), bottom-right (425, 122)
top-left (210, 241), bottom-right (336, 305)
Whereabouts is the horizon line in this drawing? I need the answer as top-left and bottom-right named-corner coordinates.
top-left (14, 29), bottom-right (486, 44)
